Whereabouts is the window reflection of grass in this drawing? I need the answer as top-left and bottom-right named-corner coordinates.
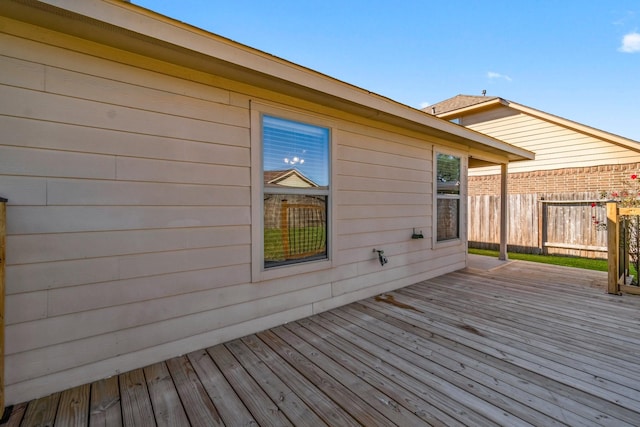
top-left (265, 226), bottom-right (326, 262)
top-left (264, 229), bottom-right (285, 261)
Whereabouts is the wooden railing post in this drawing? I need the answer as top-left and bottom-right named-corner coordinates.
top-left (0, 197), bottom-right (6, 418)
top-left (614, 207), bottom-right (640, 295)
top-left (607, 202), bottom-right (620, 294)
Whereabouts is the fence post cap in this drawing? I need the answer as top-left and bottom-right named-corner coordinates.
top-left (0, 197), bottom-right (7, 203)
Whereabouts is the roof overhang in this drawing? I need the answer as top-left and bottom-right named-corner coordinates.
top-left (437, 96), bottom-right (640, 154)
top-left (1, 0), bottom-right (534, 164)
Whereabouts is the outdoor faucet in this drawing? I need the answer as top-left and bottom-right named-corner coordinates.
top-left (412, 228), bottom-right (424, 239)
top-left (373, 249), bottom-right (388, 266)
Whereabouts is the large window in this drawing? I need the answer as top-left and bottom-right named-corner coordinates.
top-left (436, 153), bottom-right (461, 241)
top-left (262, 115), bottom-right (330, 268)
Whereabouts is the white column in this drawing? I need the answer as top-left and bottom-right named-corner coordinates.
top-left (499, 163), bottom-right (509, 260)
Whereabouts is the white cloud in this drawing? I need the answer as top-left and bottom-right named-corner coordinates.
top-left (613, 11), bottom-right (637, 27)
top-left (487, 71), bottom-right (512, 82)
top-left (419, 101), bottom-right (431, 109)
top-left (619, 32), bottom-right (640, 52)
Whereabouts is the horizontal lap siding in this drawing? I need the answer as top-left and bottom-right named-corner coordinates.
top-left (326, 128), bottom-right (461, 306)
top-left (0, 32), bottom-right (262, 404)
top-left (466, 111), bottom-right (640, 176)
top-left (0, 20), bottom-right (467, 405)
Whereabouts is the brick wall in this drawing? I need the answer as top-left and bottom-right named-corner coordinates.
top-left (469, 162), bottom-right (640, 196)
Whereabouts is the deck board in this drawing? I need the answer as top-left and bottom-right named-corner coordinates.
top-left (143, 362), bottom-right (190, 427)
top-left (207, 343), bottom-right (291, 427)
top-left (349, 298), bottom-right (630, 426)
top-left (224, 338), bottom-right (325, 427)
top-left (285, 319), bottom-right (456, 426)
top-left (240, 334), bottom-right (360, 427)
top-left (401, 284), bottom-right (640, 413)
top-left (165, 356), bottom-right (223, 427)
top-left (186, 349), bottom-right (257, 427)
top-left (89, 377), bottom-right (121, 427)
top-left (21, 393), bottom-right (59, 427)
top-left (0, 403), bottom-right (26, 427)
top-left (405, 281), bottom-right (640, 382)
top-left (355, 298), bottom-right (640, 422)
top-left (256, 329), bottom-right (391, 427)
top-left (327, 307), bottom-right (535, 426)
top-left (407, 279), bottom-right (640, 365)
top-left (356, 296), bottom-right (626, 426)
top-left (55, 385), bottom-right (90, 427)
top-left (118, 370), bottom-right (154, 427)
top-left (5, 259), bottom-right (640, 426)
top-left (271, 324), bottom-right (429, 426)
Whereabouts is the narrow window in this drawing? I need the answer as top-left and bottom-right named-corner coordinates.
top-left (436, 153), bottom-right (461, 241)
top-left (262, 115), bottom-right (330, 268)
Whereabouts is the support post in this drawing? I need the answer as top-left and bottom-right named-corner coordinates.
top-left (499, 163), bottom-right (509, 261)
top-left (538, 199), bottom-right (545, 255)
top-left (0, 197), bottom-right (6, 418)
top-left (607, 202), bottom-right (619, 294)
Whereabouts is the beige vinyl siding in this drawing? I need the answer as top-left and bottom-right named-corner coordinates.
top-left (1, 28), bottom-right (257, 404)
top-left (0, 17), bottom-right (467, 405)
top-left (321, 126), bottom-right (466, 310)
top-left (465, 110), bottom-right (640, 176)
top-left (336, 129), bottom-right (432, 254)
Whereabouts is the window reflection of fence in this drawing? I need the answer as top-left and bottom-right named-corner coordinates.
top-left (281, 202), bottom-right (326, 259)
top-left (607, 202), bottom-right (640, 295)
top-left (264, 195), bottom-right (326, 265)
top-left (437, 198), bottom-right (459, 241)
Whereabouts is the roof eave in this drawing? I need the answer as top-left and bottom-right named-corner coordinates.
top-left (434, 94), bottom-right (640, 153)
top-left (1, 0), bottom-right (533, 163)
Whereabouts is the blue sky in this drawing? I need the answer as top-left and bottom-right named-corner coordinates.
top-left (134, 1), bottom-right (640, 141)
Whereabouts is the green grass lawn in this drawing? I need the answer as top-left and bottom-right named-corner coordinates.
top-left (469, 248), bottom-right (609, 272)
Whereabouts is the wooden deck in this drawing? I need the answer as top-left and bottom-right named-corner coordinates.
top-left (4, 257), bottom-right (640, 426)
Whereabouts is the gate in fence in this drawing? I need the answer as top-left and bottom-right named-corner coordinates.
top-left (607, 202), bottom-right (640, 295)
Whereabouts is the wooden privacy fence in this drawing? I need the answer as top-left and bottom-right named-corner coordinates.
top-left (468, 193), bottom-right (607, 258)
top-left (607, 202), bottom-right (640, 295)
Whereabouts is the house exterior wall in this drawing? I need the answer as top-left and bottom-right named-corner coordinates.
top-left (0, 16), bottom-right (468, 404)
top-left (463, 108), bottom-right (640, 177)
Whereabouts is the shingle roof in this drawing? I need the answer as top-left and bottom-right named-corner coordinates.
top-left (425, 94), bottom-right (501, 115)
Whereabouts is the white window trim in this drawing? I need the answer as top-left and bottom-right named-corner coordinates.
top-left (250, 101), bottom-right (337, 283)
top-left (433, 147), bottom-right (468, 249)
